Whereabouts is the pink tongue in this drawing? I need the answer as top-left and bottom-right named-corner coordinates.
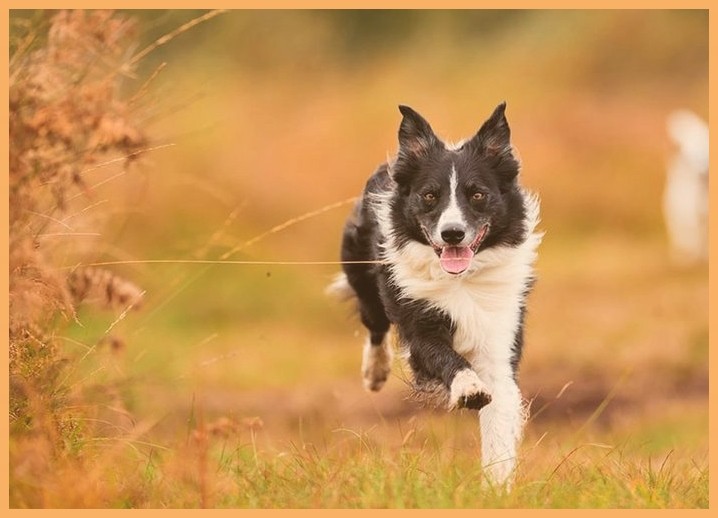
top-left (439, 246), bottom-right (473, 274)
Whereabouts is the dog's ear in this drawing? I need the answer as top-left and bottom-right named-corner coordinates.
top-left (470, 102), bottom-right (512, 157)
top-left (397, 105), bottom-right (440, 158)
top-left (468, 102), bottom-right (520, 189)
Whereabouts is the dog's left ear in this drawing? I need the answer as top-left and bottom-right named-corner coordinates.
top-left (470, 102), bottom-right (512, 157)
top-left (397, 105), bottom-right (440, 158)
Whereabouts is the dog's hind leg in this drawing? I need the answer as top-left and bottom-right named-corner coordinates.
top-left (349, 274), bottom-right (392, 391)
top-left (341, 218), bottom-right (392, 392)
top-left (360, 331), bottom-right (392, 391)
top-left (351, 271), bottom-right (392, 391)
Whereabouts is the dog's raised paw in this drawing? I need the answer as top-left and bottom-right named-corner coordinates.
top-left (449, 368), bottom-right (492, 410)
top-left (459, 391), bottom-right (492, 410)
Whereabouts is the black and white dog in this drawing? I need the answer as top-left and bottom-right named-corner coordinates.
top-left (334, 103), bottom-right (541, 485)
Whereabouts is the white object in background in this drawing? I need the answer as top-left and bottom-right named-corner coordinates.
top-left (664, 109), bottom-right (709, 264)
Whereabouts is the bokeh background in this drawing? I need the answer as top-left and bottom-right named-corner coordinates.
top-left (10, 9), bottom-right (709, 506)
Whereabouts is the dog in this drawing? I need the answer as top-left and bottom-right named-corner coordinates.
top-left (663, 109), bottom-right (708, 265)
top-left (332, 102), bottom-right (541, 486)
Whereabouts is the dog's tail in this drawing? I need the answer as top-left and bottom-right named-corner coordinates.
top-left (324, 272), bottom-right (355, 301)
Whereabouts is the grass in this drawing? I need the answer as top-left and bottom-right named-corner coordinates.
top-left (220, 409), bottom-right (707, 509)
top-left (12, 398), bottom-right (706, 508)
top-left (8, 9), bottom-right (709, 509)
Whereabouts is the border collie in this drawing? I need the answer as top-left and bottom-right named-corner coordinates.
top-left (332, 103), bottom-right (542, 486)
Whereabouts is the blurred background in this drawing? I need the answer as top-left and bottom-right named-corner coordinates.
top-left (11, 8), bottom-right (708, 484)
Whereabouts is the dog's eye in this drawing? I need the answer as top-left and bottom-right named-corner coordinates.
top-left (423, 192), bottom-right (437, 202)
top-left (472, 192), bottom-right (485, 201)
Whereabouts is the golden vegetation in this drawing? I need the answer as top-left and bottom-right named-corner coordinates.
top-left (9, 10), bottom-right (149, 505)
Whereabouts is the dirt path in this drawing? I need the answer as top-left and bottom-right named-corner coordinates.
top-left (139, 364), bottom-right (708, 444)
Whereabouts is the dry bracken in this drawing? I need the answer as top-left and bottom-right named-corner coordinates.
top-left (9, 11), bottom-right (149, 507)
top-left (10, 9), bottom-right (147, 352)
top-left (67, 266), bottom-right (144, 310)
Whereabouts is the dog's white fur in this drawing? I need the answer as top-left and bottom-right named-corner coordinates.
top-left (435, 165), bottom-right (468, 243)
top-left (361, 336), bottom-right (393, 391)
top-left (449, 368), bottom-right (490, 409)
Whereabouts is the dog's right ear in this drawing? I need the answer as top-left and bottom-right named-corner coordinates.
top-left (397, 105), bottom-right (440, 158)
top-left (469, 101), bottom-right (514, 160)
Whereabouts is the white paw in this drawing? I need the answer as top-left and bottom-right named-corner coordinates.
top-left (361, 339), bottom-right (392, 392)
top-left (449, 368), bottom-right (492, 410)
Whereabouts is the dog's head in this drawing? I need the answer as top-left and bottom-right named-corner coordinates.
top-left (389, 103), bottom-right (526, 275)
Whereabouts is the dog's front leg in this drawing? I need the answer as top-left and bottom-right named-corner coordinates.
top-left (398, 311), bottom-right (491, 411)
top-left (476, 367), bottom-right (525, 487)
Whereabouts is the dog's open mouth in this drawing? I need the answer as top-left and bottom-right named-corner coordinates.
top-left (422, 224), bottom-right (490, 275)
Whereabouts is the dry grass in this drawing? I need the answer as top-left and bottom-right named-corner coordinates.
top-left (8, 9), bottom-right (212, 508)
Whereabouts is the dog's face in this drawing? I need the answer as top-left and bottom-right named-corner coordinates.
top-left (390, 103), bottom-right (526, 275)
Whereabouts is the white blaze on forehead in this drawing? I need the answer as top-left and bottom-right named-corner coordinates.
top-left (436, 164), bottom-right (467, 242)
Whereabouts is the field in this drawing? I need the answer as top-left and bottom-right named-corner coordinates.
top-left (8, 10), bottom-right (709, 508)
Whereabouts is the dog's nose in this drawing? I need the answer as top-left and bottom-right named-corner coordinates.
top-left (441, 227), bottom-right (466, 245)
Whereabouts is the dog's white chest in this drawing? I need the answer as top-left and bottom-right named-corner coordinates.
top-left (389, 241), bottom-right (534, 364)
